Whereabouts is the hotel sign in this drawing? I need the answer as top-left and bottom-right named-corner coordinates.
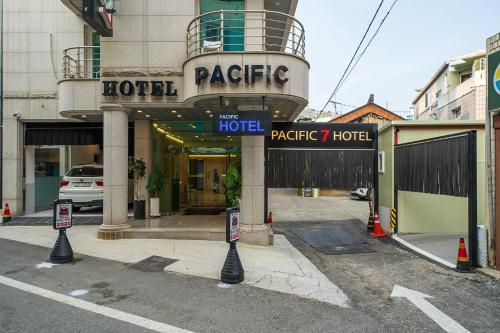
top-left (213, 111), bottom-right (272, 136)
top-left (269, 123), bottom-right (377, 149)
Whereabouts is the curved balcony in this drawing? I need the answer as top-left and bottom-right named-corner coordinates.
top-left (62, 46), bottom-right (101, 79)
top-left (59, 46), bottom-right (101, 118)
top-left (186, 10), bottom-right (305, 59)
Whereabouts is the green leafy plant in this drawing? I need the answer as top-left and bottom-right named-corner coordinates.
top-left (146, 172), bottom-right (165, 198)
top-left (128, 158), bottom-right (147, 200)
top-left (225, 162), bottom-right (241, 207)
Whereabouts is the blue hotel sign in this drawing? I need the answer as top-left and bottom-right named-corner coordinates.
top-left (213, 111), bottom-right (272, 136)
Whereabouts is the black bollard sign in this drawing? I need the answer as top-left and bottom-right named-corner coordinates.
top-left (221, 207), bottom-right (244, 284)
top-left (50, 199), bottom-right (74, 264)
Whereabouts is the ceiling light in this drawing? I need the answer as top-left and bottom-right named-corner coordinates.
top-left (137, 110), bottom-right (143, 113)
top-left (275, 110), bottom-right (280, 113)
top-left (145, 114), bottom-right (150, 118)
top-left (206, 110), bottom-right (211, 114)
top-left (171, 110), bottom-right (177, 113)
top-left (168, 126), bottom-right (172, 129)
top-left (209, 114), bottom-right (213, 118)
top-left (177, 114), bottom-right (182, 118)
top-left (81, 115), bottom-right (87, 118)
top-left (273, 115), bottom-right (278, 118)
top-left (195, 135), bottom-right (199, 138)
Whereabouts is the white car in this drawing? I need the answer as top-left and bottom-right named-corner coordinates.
top-left (59, 164), bottom-right (103, 212)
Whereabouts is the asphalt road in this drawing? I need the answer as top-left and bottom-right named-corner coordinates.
top-left (0, 226), bottom-right (499, 333)
top-left (274, 219), bottom-right (500, 333)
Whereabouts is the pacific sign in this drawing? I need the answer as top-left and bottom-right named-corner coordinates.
top-left (269, 123), bottom-right (377, 149)
top-left (195, 65), bottom-right (289, 85)
top-left (213, 111), bottom-right (272, 136)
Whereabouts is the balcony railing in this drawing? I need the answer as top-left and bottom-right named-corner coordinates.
top-left (186, 10), bottom-right (305, 59)
top-left (62, 46), bottom-right (101, 80)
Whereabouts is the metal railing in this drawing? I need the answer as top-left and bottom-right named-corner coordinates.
top-left (186, 10), bottom-right (305, 59)
top-left (62, 46), bottom-right (101, 80)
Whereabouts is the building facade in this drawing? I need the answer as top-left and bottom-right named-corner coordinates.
top-left (413, 50), bottom-right (486, 121)
top-left (2, 0), bottom-right (309, 245)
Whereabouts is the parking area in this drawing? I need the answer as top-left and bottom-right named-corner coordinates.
top-left (268, 188), bottom-right (369, 223)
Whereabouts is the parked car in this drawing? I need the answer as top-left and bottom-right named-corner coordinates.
top-left (351, 187), bottom-right (373, 200)
top-left (59, 165), bottom-right (104, 212)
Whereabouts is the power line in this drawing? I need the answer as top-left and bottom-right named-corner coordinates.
top-left (336, 0), bottom-right (399, 93)
top-left (315, 0), bottom-right (385, 121)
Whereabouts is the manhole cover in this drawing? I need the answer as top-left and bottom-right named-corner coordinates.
top-left (128, 256), bottom-right (177, 272)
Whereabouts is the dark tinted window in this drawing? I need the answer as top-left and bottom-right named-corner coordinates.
top-left (67, 167), bottom-right (103, 177)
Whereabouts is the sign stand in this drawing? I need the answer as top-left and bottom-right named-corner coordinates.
top-left (221, 207), bottom-right (244, 284)
top-left (50, 199), bottom-right (74, 264)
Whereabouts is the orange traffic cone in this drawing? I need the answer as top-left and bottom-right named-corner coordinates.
top-left (2, 203), bottom-right (12, 223)
top-left (456, 238), bottom-right (471, 272)
top-left (266, 212), bottom-right (273, 225)
top-left (370, 212), bottom-right (386, 237)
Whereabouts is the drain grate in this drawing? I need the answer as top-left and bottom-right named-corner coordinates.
top-left (128, 256), bottom-right (178, 272)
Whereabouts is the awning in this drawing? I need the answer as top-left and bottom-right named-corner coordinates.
top-left (25, 123), bottom-right (103, 146)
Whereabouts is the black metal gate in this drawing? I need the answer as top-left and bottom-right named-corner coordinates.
top-left (265, 122), bottom-right (378, 190)
top-left (394, 131), bottom-right (477, 266)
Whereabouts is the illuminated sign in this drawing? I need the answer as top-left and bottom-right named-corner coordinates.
top-left (213, 111), bottom-right (272, 136)
top-left (195, 65), bottom-right (288, 86)
top-left (269, 123), bottom-right (377, 149)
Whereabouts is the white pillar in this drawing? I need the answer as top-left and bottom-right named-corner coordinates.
top-left (24, 146), bottom-right (35, 215)
top-left (98, 104), bottom-right (129, 240)
top-left (2, 118), bottom-right (23, 216)
top-left (240, 136), bottom-right (269, 245)
top-left (134, 120), bottom-right (152, 217)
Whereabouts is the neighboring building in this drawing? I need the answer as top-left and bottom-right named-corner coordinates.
top-left (413, 50), bottom-right (486, 121)
top-left (296, 107), bottom-right (335, 123)
top-left (330, 94), bottom-right (404, 124)
top-left (2, 0), bottom-right (309, 246)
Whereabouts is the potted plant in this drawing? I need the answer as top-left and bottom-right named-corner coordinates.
top-left (225, 162), bottom-right (241, 207)
top-left (128, 158), bottom-right (147, 219)
top-left (146, 172), bottom-right (164, 217)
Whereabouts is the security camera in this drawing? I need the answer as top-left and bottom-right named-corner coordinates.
top-left (12, 112), bottom-right (20, 118)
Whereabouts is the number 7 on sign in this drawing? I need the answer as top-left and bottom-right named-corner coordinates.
top-left (320, 129), bottom-right (330, 142)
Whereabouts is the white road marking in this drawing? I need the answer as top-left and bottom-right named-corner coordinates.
top-left (0, 275), bottom-right (194, 333)
top-left (69, 289), bottom-right (89, 297)
top-left (35, 262), bottom-right (58, 269)
top-left (391, 235), bottom-right (456, 269)
top-left (391, 285), bottom-right (470, 333)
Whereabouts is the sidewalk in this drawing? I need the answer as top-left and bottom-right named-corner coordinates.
top-left (0, 225), bottom-right (349, 308)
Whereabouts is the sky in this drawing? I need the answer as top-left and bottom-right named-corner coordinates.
top-left (295, 0), bottom-right (500, 117)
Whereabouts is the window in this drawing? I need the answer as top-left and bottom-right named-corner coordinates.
top-left (460, 72), bottom-right (472, 84)
top-left (199, 0), bottom-right (245, 52)
top-left (378, 151), bottom-right (385, 173)
top-left (452, 106), bottom-right (461, 119)
top-left (424, 91), bottom-right (432, 108)
top-left (67, 166), bottom-right (103, 177)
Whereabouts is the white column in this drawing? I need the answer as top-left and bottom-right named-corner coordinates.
top-left (24, 146), bottom-right (35, 215)
top-left (98, 104), bottom-right (129, 239)
top-left (134, 120), bottom-right (152, 217)
top-left (240, 136), bottom-right (269, 245)
top-left (2, 118), bottom-right (23, 216)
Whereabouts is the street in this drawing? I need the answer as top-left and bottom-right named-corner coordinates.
top-left (1, 227), bottom-right (499, 332)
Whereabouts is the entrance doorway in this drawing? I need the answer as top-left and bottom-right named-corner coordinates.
top-left (151, 121), bottom-right (240, 216)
